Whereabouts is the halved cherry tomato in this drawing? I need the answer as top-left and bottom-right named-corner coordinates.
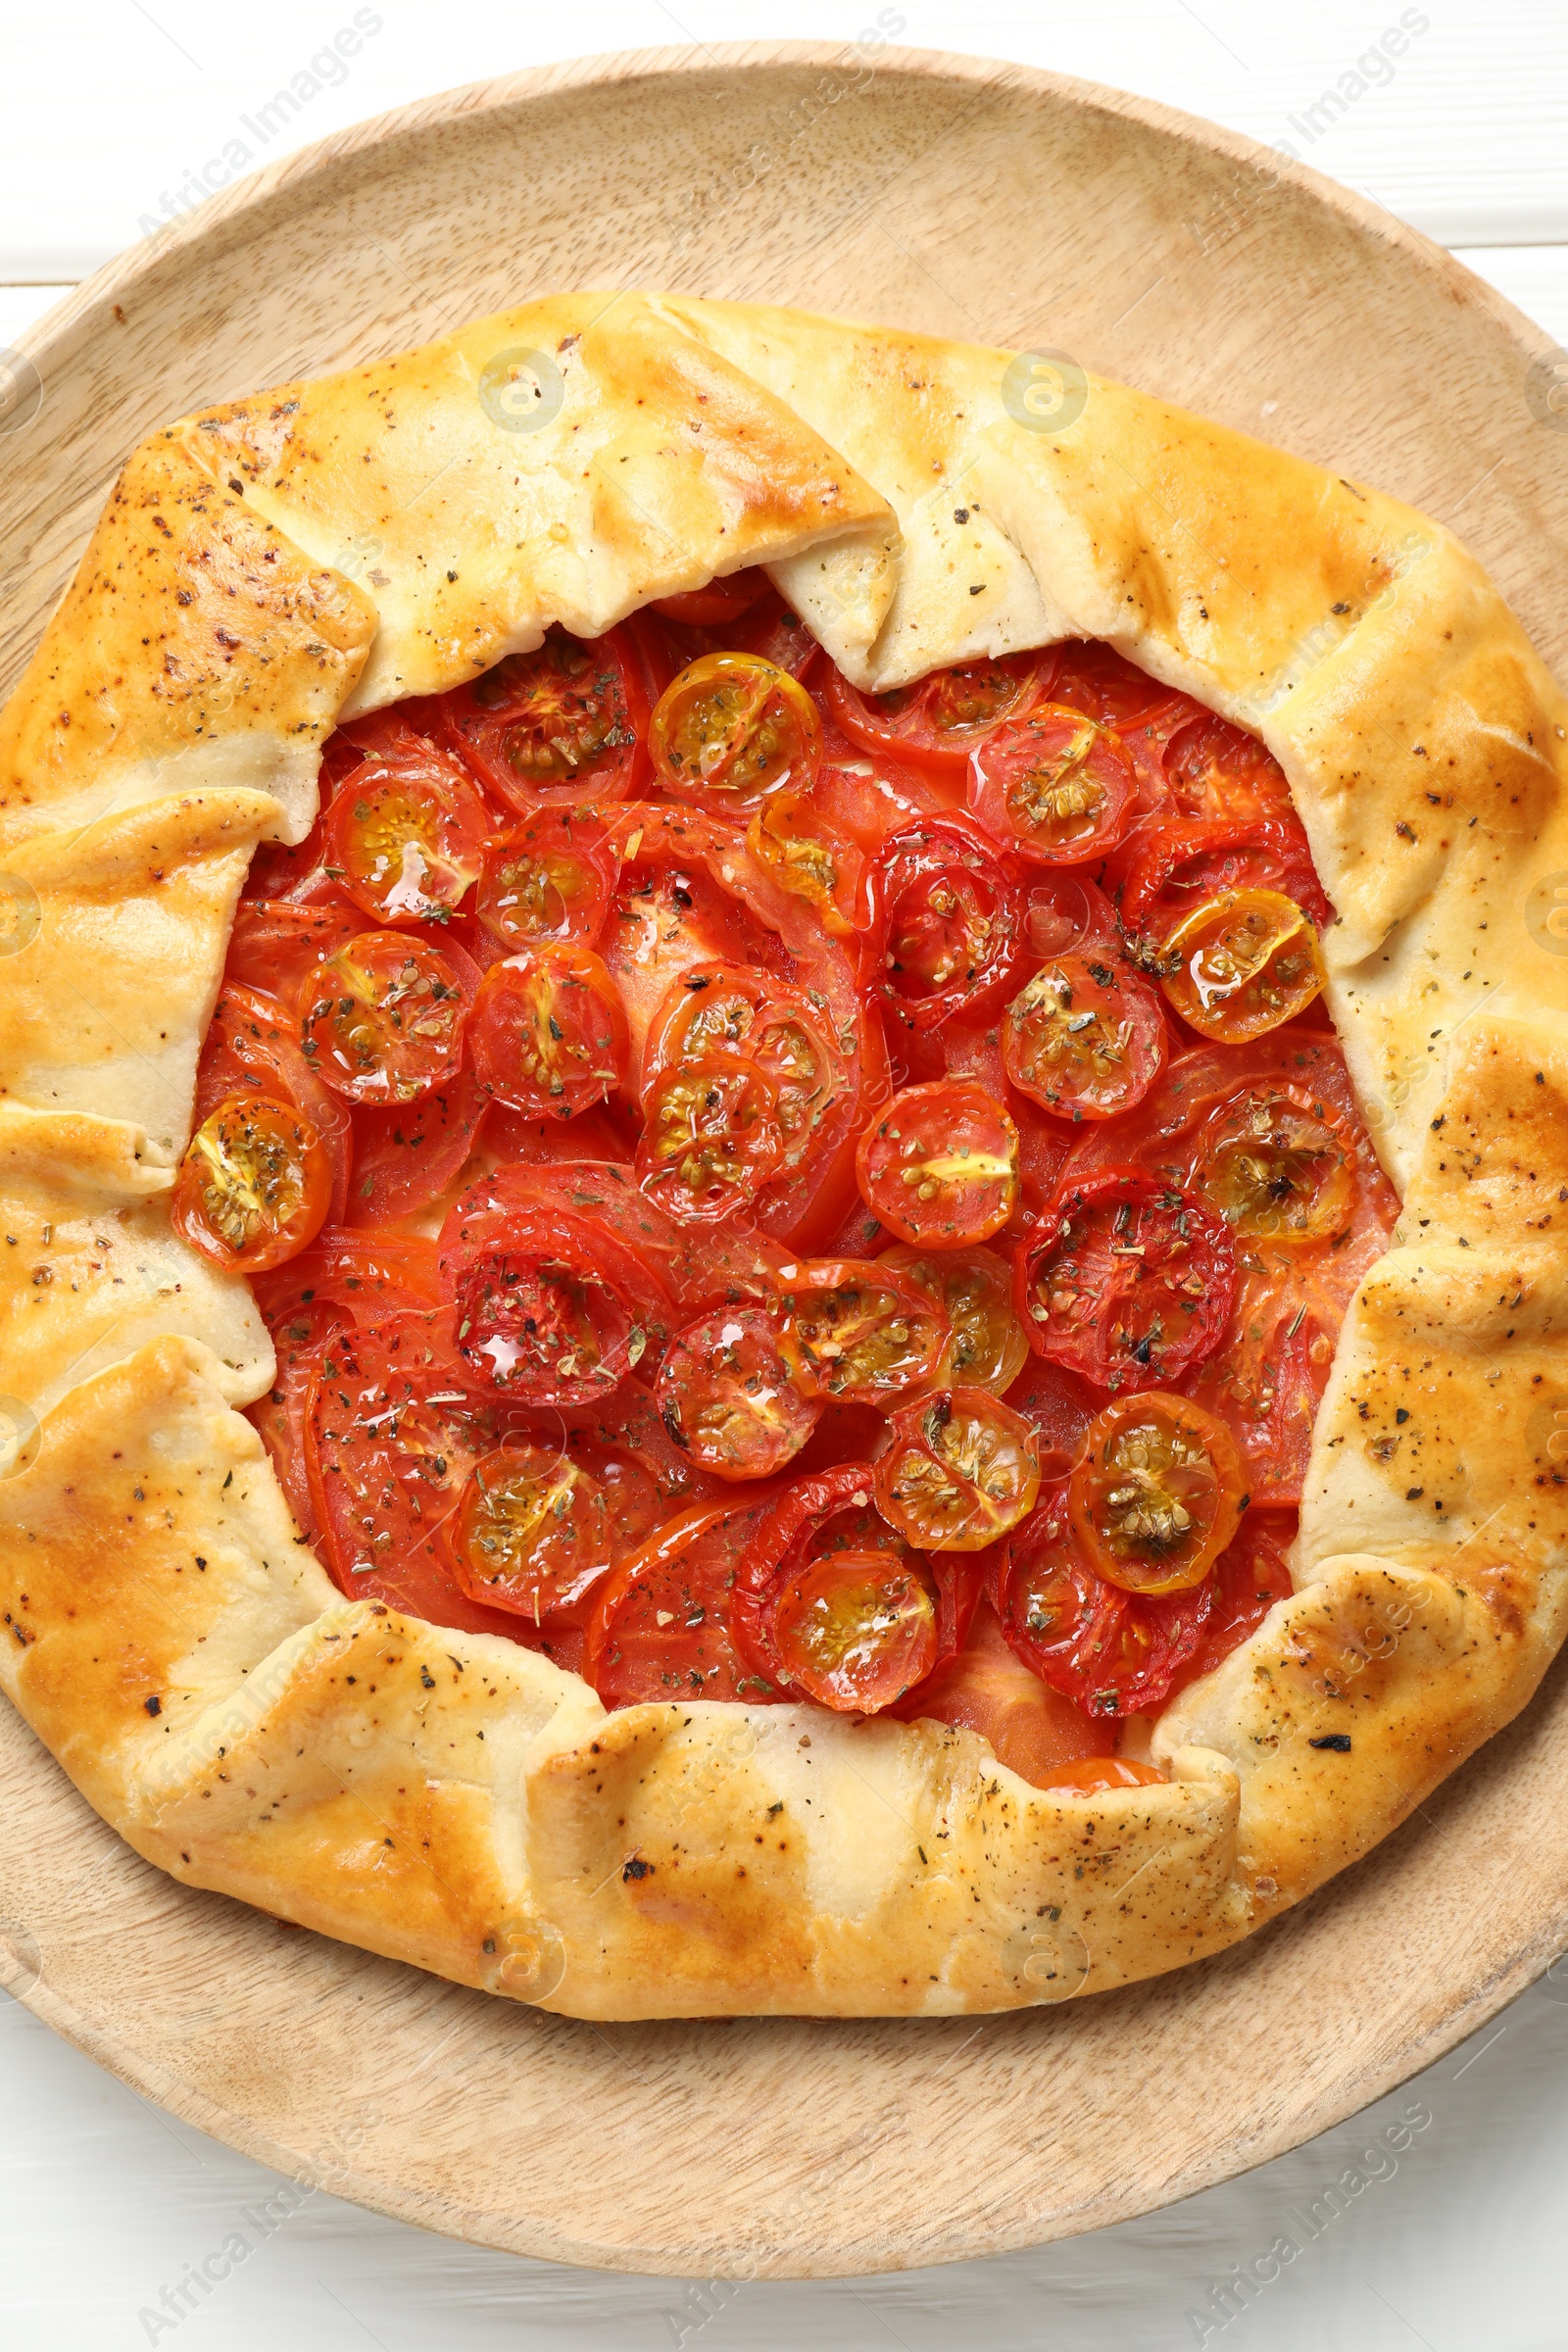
top-left (993, 1484), bottom-right (1213, 1716)
top-left (1171, 1511), bottom-right (1297, 1692)
top-left (1020, 868), bottom-right (1121, 962)
top-left (440, 624), bottom-right (650, 811)
top-left (746, 790), bottom-right (858, 935)
top-left (870, 816), bottom-right (1025, 1033)
top-left (225, 899), bottom-right (368, 1004)
top-left (473, 807), bottom-right (615, 953)
top-left (301, 932), bottom-right (469, 1104)
top-left (769, 1551), bottom-right (942, 1711)
top-left (1159, 888), bottom-right (1326, 1042)
top-left (444, 1206), bottom-right (664, 1407)
top-left (889, 1600), bottom-right (1115, 1786)
top-left (345, 1069), bottom-right (487, 1227)
top-left (1114, 816), bottom-right (1331, 961)
top-left (651, 568), bottom-right (772, 628)
top-left (172, 1092), bottom-right (330, 1272)
top-left (467, 945), bottom-right (627, 1120)
top-left (771, 1257), bottom-right (949, 1403)
top-left (322, 720), bottom-right (492, 926)
top-left (879, 1242), bottom-right (1029, 1396)
top-left (824, 650), bottom-right (1054, 773)
top-left (583, 1493), bottom-right (785, 1708)
top-left (874, 1388), bottom-right (1041, 1551)
top-left (642, 961), bottom-right (851, 1204)
top-left (968, 706), bottom-right (1136, 864)
top-left (1189, 1085), bottom-right (1355, 1245)
top-left (303, 1308), bottom-right (534, 1639)
top-left (196, 981), bottom-right (352, 1224)
top-left (649, 652), bottom-right (821, 808)
top-left (448, 1440), bottom-right (617, 1622)
top-left (637, 1052), bottom-right (784, 1221)
top-left (856, 1080), bottom-right (1019, 1247)
top-left (1017, 1167), bottom-right (1236, 1393)
top-left (1003, 956), bottom-right (1167, 1124)
top-left (1162, 712), bottom-right (1296, 825)
top-left (655, 1303), bottom-right (821, 1481)
top-left (1068, 1391), bottom-right (1246, 1594)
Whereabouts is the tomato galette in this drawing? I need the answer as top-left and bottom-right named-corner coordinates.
top-left (1, 293), bottom-right (1565, 2020)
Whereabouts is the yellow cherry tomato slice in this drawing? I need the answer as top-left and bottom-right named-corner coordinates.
top-left (1159, 887), bottom-right (1325, 1042)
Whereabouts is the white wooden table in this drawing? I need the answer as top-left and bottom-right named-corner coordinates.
top-left (4, 6), bottom-right (1568, 2346)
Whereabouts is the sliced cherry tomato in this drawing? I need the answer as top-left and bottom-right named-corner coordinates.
top-left (889, 1601), bottom-right (1115, 1786)
top-left (1017, 1168), bottom-right (1236, 1393)
top-left (994, 1484), bottom-right (1213, 1716)
top-left (771, 1256), bottom-right (949, 1403)
top-left (1002, 955), bottom-right (1167, 1124)
top-left (322, 721), bottom-right (492, 926)
top-left (968, 706), bottom-right (1136, 863)
top-left (746, 791), bottom-right (858, 935)
top-left (300, 931), bottom-right (469, 1105)
top-left (824, 650), bottom-right (1054, 773)
top-left (172, 1092), bottom-right (330, 1272)
top-left (1020, 869), bottom-right (1120, 961)
top-left (448, 1440), bottom-right (619, 1623)
top-left (637, 1052), bottom-right (784, 1221)
top-left (856, 1080), bottom-right (1019, 1247)
top-left (345, 1068), bottom-right (487, 1227)
top-left (879, 1242), bottom-right (1029, 1396)
top-left (1172, 1511), bottom-right (1297, 1691)
top-left (650, 568), bottom-right (772, 628)
top-left (768, 1551), bottom-right (942, 1711)
top-left (467, 944), bottom-right (627, 1120)
top-left (583, 1494), bottom-right (784, 1708)
top-left (440, 625), bottom-right (650, 812)
top-left (1114, 816), bottom-right (1331, 960)
top-left (1068, 1391), bottom-right (1246, 1594)
top-left (649, 652), bottom-right (821, 808)
top-left (642, 961), bottom-right (851, 1203)
top-left (1162, 712), bottom-right (1297, 825)
top-left (225, 899), bottom-right (368, 1004)
top-left (196, 981), bottom-right (352, 1224)
top-left (870, 816), bottom-right (1024, 1033)
top-left (874, 1388), bottom-right (1041, 1551)
top-left (304, 1308), bottom-right (533, 1639)
top-left (473, 807), bottom-right (615, 954)
top-left (1159, 888), bottom-right (1326, 1042)
top-left (1188, 1085), bottom-right (1355, 1245)
top-left (444, 1205), bottom-right (664, 1407)
top-left (655, 1303), bottom-right (821, 1481)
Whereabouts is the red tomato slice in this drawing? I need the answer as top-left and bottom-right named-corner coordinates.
top-left (1002, 955), bottom-right (1167, 1123)
top-left (889, 1600), bottom-right (1115, 1787)
top-left (1113, 815), bottom-right (1332, 957)
top-left (439, 623), bottom-right (650, 812)
top-left (583, 1493), bottom-right (786, 1708)
top-left (649, 653), bottom-right (821, 810)
top-left (196, 981), bottom-right (352, 1224)
top-left (225, 898), bottom-right (368, 1003)
top-left (447, 1440), bottom-right (624, 1622)
top-left (650, 568), bottom-right (772, 627)
top-left (172, 1093), bottom-right (331, 1273)
top-left (473, 807), bottom-right (616, 954)
top-left (1048, 640), bottom-right (1189, 730)
top-left (869, 815), bottom-right (1025, 1033)
top-left (823, 649), bottom-right (1055, 773)
top-left (745, 791), bottom-right (859, 937)
top-left (637, 1051), bottom-right (785, 1222)
top-left (1000, 1353), bottom-right (1099, 1482)
top-left (856, 1080), bottom-right (1019, 1247)
top-left (1068, 1390), bottom-right (1246, 1594)
top-left (303, 1308), bottom-right (536, 1640)
top-left (770, 1256), bottom-right (950, 1404)
top-left (968, 706), bottom-right (1137, 864)
top-left (345, 1068), bottom-right (487, 1228)
top-left (1162, 712), bottom-right (1297, 825)
top-left (880, 1242), bottom-right (1030, 1396)
top-left (651, 584), bottom-right (822, 684)
top-left (441, 1200), bottom-right (672, 1407)
top-left (300, 930), bottom-right (472, 1105)
top-left (1169, 1510), bottom-right (1297, 1691)
top-left (467, 945), bottom-right (628, 1120)
top-left (874, 1388), bottom-right (1041, 1551)
top-left (322, 717), bottom-right (492, 926)
top-left (993, 1484), bottom-right (1214, 1717)
top-left (1017, 1167), bottom-right (1236, 1394)
top-left (655, 1303), bottom-right (822, 1481)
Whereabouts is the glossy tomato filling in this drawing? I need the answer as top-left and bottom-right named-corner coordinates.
top-left (203, 577), bottom-right (1396, 1775)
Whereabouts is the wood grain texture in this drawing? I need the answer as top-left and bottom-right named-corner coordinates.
top-left (3, 41), bottom-right (1568, 2278)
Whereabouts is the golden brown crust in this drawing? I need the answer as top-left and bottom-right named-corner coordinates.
top-left (2, 294), bottom-right (1567, 2017)
top-left (0, 434), bottom-right (375, 850)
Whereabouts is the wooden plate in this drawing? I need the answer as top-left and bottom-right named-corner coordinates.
top-left (3, 42), bottom-right (1568, 2281)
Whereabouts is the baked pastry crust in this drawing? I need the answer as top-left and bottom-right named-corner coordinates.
top-left (2, 293), bottom-right (1566, 2018)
